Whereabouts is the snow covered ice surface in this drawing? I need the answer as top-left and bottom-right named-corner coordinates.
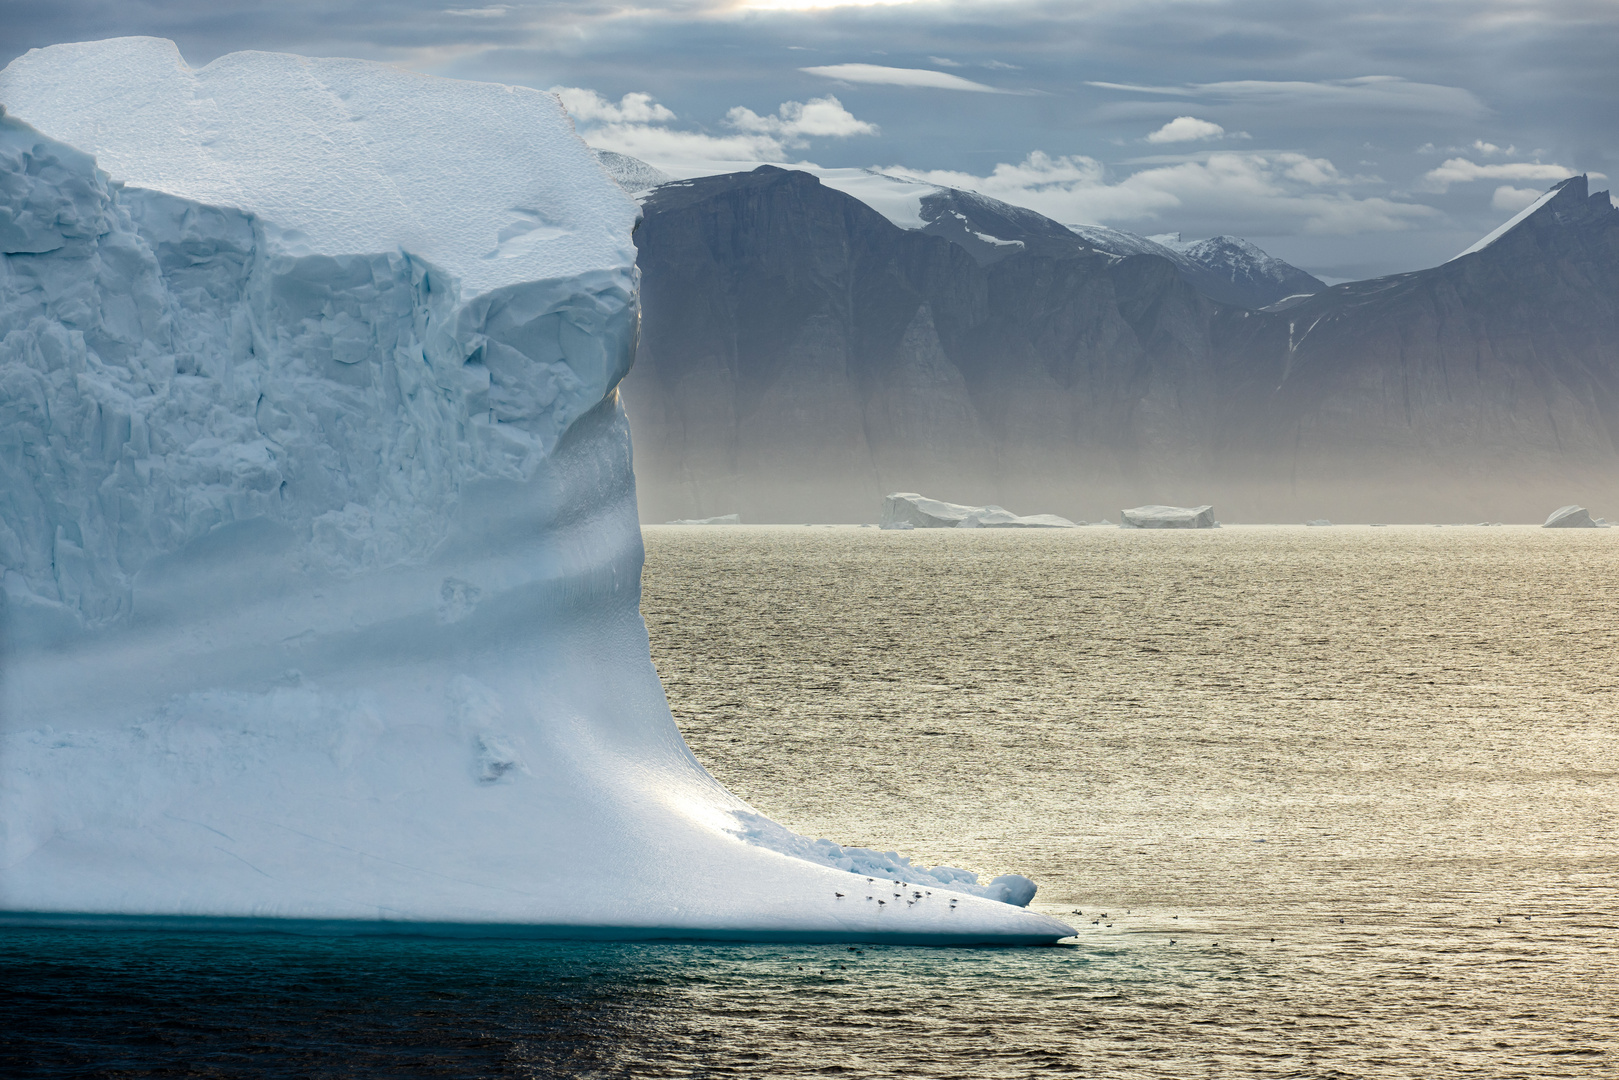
top-left (882, 492), bottom-right (1076, 529)
top-left (0, 38), bottom-right (1070, 945)
top-left (1120, 505), bottom-right (1217, 529)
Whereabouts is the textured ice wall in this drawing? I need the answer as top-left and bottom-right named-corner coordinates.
top-left (0, 40), bottom-right (1070, 943)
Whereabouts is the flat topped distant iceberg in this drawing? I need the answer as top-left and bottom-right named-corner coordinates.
top-left (883, 492), bottom-right (1077, 529)
top-left (0, 38), bottom-right (1069, 945)
top-left (1542, 505), bottom-right (1598, 528)
top-left (1120, 505), bottom-right (1217, 529)
top-left (665, 514), bottom-right (742, 525)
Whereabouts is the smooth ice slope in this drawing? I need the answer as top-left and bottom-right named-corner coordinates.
top-left (883, 493), bottom-right (1076, 529)
top-left (0, 39), bottom-right (1070, 945)
top-left (1543, 505), bottom-right (1597, 528)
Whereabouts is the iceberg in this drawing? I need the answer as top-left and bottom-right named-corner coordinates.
top-left (664, 514), bottom-right (742, 525)
top-left (1304, 519), bottom-right (1333, 527)
top-left (882, 493), bottom-right (1076, 529)
top-left (1543, 505), bottom-right (1598, 528)
top-left (1120, 505), bottom-right (1217, 529)
top-left (0, 39), bottom-right (1070, 945)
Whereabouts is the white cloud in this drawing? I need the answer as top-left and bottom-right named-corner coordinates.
top-left (1421, 158), bottom-right (1573, 192)
top-left (889, 150), bottom-right (1439, 236)
top-left (726, 96), bottom-right (877, 141)
top-left (443, 5), bottom-right (509, 15)
top-left (557, 86), bottom-right (876, 175)
top-left (1472, 139), bottom-right (1516, 156)
top-left (1491, 185), bottom-right (1543, 212)
top-left (1145, 116), bottom-right (1226, 144)
top-left (927, 56), bottom-right (962, 67)
top-left (800, 64), bottom-right (1012, 93)
top-left (552, 87), bottom-right (676, 125)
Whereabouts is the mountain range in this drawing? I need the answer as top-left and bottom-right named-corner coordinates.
top-left (615, 161), bottom-right (1618, 523)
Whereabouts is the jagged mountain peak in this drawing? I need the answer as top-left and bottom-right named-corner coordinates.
top-left (1176, 234), bottom-right (1327, 308)
top-left (1073, 223), bottom-right (1324, 309)
top-left (1450, 174), bottom-right (1614, 262)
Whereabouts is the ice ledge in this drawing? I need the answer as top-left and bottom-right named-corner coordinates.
top-left (0, 911), bottom-right (1074, 947)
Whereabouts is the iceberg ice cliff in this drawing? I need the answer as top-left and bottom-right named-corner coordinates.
top-left (1120, 505), bottom-right (1217, 529)
top-left (0, 38), bottom-right (1070, 944)
top-left (883, 493), bottom-right (1076, 529)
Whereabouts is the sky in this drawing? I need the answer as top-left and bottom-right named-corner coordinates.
top-left (2, 0), bottom-right (1615, 281)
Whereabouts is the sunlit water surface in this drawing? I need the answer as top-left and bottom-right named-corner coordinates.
top-left (6, 525), bottom-right (1617, 1077)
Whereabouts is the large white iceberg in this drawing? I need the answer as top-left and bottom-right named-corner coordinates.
top-left (882, 492), bottom-right (1076, 529)
top-left (1543, 505), bottom-right (1598, 528)
top-left (0, 39), bottom-right (1070, 944)
top-left (1120, 505), bottom-right (1217, 529)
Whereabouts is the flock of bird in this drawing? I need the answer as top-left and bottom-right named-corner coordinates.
top-left (833, 878), bottom-right (959, 912)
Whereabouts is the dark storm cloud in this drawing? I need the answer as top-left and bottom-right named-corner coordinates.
top-left (2, 0), bottom-right (1614, 279)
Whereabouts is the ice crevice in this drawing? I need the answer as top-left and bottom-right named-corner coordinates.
top-left (0, 38), bottom-right (1071, 944)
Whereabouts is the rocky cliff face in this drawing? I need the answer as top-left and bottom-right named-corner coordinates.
top-left (1212, 175), bottom-right (1619, 513)
top-left (623, 168), bottom-right (1619, 522)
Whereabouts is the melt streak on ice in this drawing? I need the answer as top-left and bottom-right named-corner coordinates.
top-left (0, 38), bottom-right (1070, 943)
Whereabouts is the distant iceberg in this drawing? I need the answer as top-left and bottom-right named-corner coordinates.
top-left (1304, 519), bottom-right (1332, 527)
top-left (1543, 505), bottom-right (1598, 528)
top-left (883, 492), bottom-right (1076, 529)
top-left (0, 38), bottom-right (1070, 945)
top-left (1120, 505), bottom-right (1217, 529)
top-left (665, 514), bottom-right (742, 525)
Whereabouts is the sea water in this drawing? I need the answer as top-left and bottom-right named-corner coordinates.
top-left (5, 525), bottom-right (1616, 1077)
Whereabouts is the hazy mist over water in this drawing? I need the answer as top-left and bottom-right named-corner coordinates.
top-left (6, 524), bottom-right (1616, 1077)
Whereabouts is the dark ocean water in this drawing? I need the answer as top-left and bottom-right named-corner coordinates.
top-left (6, 525), bottom-right (1617, 1077)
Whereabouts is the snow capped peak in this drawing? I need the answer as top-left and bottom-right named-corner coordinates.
top-left (1448, 175), bottom-right (1584, 261)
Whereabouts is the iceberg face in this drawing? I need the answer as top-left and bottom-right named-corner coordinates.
top-left (1120, 505), bottom-right (1217, 529)
top-left (0, 40), bottom-right (1070, 945)
top-left (1543, 505), bottom-right (1598, 528)
top-left (883, 493), bottom-right (1076, 529)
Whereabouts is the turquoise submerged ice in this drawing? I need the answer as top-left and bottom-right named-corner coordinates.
top-left (0, 38), bottom-right (1068, 943)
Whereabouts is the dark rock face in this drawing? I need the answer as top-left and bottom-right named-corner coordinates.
top-left (1211, 176), bottom-right (1619, 513)
top-left (623, 169), bottom-right (1619, 522)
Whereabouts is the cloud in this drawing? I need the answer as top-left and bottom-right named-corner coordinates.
top-left (557, 86), bottom-right (875, 174)
top-left (726, 96), bottom-right (876, 140)
top-left (889, 150), bottom-right (1440, 236)
top-left (1491, 185), bottom-right (1543, 212)
top-left (1472, 139), bottom-right (1516, 156)
top-left (1421, 158), bottom-right (1573, 192)
top-left (1145, 116), bottom-right (1226, 144)
top-left (800, 64), bottom-right (1011, 93)
top-left (1087, 76), bottom-right (1487, 119)
top-left (442, 5), bottom-right (509, 16)
top-left (552, 88), bottom-right (676, 125)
